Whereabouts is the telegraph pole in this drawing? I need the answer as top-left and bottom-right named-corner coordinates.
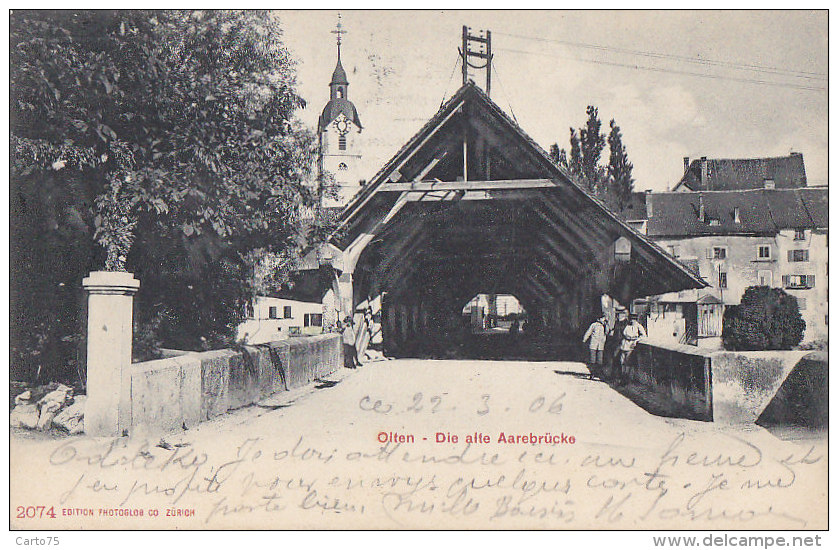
top-left (460, 26), bottom-right (493, 97)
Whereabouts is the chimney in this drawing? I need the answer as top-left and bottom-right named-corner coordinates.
top-left (683, 157), bottom-right (690, 172)
top-left (645, 193), bottom-right (653, 218)
top-left (698, 194), bottom-right (705, 222)
top-left (733, 207), bottom-right (740, 224)
top-left (764, 179), bottom-right (775, 189)
top-left (700, 157), bottom-right (709, 186)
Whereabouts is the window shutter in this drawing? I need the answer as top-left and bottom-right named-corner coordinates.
top-left (788, 250), bottom-right (794, 262)
top-left (806, 275), bottom-right (815, 288)
top-left (782, 275), bottom-right (790, 287)
top-left (803, 250), bottom-right (809, 262)
top-left (706, 248), bottom-right (713, 259)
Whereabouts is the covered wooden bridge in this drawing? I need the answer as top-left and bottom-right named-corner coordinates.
top-left (309, 83), bottom-right (706, 356)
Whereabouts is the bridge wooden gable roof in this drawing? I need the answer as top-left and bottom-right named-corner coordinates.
top-left (330, 82), bottom-right (706, 303)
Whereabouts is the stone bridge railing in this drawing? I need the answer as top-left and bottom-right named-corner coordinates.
top-left (131, 335), bottom-right (342, 435)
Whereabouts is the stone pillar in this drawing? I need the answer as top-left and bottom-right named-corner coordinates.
top-left (82, 271), bottom-right (140, 437)
top-left (337, 272), bottom-right (353, 321)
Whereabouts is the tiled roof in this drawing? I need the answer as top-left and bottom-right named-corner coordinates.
top-left (675, 154), bottom-right (807, 191)
top-left (319, 98), bottom-right (362, 130)
top-left (625, 187), bottom-right (828, 236)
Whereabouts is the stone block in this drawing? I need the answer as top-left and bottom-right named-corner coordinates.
top-left (132, 358), bottom-right (182, 433)
top-left (228, 351), bottom-right (260, 410)
top-left (200, 350), bottom-right (235, 420)
top-left (266, 340), bottom-right (291, 392)
top-left (176, 355), bottom-right (202, 429)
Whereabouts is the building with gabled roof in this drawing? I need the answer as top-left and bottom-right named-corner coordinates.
top-left (673, 153), bottom-right (807, 192)
top-left (622, 186), bottom-right (828, 345)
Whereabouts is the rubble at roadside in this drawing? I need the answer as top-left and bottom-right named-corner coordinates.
top-left (10, 382), bottom-right (85, 435)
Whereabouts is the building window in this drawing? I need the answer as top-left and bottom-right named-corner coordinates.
top-left (733, 207), bottom-right (741, 223)
top-left (712, 246), bottom-right (727, 260)
top-left (788, 249), bottom-right (809, 262)
top-left (794, 229), bottom-right (806, 240)
top-left (338, 134), bottom-right (347, 150)
top-left (709, 218), bottom-right (720, 226)
top-left (304, 313), bottom-right (323, 327)
top-left (783, 274), bottom-right (815, 289)
top-left (718, 272), bottom-right (728, 289)
top-left (245, 302), bottom-right (255, 319)
top-left (757, 245), bottom-right (772, 260)
top-left (758, 270), bottom-right (773, 287)
top-left (268, 306), bottom-right (278, 319)
top-left (338, 162), bottom-right (348, 170)
top-left (796, 297), bottom-right (807, 311)
top-left (283, 306), bottom-right (292, 319)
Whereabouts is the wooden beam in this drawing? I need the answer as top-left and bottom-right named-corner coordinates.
top-left (541, 190), bottom-right (614, 245)
top-left (402, 189), bottom-right (536, 202)
top-left (530, 205), bottom-right (591, 268)
top-left (413, 151), bottom-right (448, 182)
top-left (530, 241), bottom-right (578, 283)
top-left (379, 178), bottom-right (557, 192)
top-left (343, 191), bottom-right (410, 274)
top-left (537, 197), bottom-right (609, 258)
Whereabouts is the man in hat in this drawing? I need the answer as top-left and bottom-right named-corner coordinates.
top-left (582, 315), bottom-right (608, 380)
top-left (619, 313), bottom-right (646, 384)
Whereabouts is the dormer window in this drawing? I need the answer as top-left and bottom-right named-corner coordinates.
top-left (733, 207), bottom-right (740, 224)
top-left (337, 88), bottom-right (344, 99)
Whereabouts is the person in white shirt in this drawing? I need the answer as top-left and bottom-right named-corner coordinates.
top-left (582, 315), bottom-right (608, 380)
top-left (619, 313), bottom-right (646, 383)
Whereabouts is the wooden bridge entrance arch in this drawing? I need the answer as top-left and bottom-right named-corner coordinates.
top-left (307, 83), bottom-right (706, 357)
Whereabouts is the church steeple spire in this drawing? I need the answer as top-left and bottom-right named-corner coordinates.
top-left (318, 13), bottom-right (363, 208)
top-left (329, 14), bottom-right (349, 98)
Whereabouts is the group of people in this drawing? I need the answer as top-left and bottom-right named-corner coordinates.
top-left (582, 308), bottom-right (646, 382)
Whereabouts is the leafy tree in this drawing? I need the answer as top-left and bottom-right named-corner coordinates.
top-left (579, 106), bottom-right (607, 194)
top-left (722, 286), bottom-right (806, 350)
top-left (10, 10), bottom-right (324, 382)
top-left (550, 106), bottom-right (634, 208)
top-left (606, 119), bottom-right (634, 211)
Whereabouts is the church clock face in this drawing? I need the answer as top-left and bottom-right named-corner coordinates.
top-left (333, 115), bottom-right (349, 135)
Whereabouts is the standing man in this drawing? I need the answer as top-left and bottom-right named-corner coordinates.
top-left (582, 315), bottom-right (608, 380)
top-left (619, 313), bottom-right (647, 384)
top-left (606, 306), bottom-right (629, 380)
top-left (342, 316), bottom-right (360, 368)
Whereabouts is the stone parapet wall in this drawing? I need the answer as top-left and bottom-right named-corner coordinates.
top-left (130, 334), bottom-right (341, 434)
top-left (625, 339), bottom-right (825, 426)
top-left (626, 338), bottom-right (713, 421)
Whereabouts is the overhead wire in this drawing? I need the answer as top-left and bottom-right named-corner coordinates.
top-left (494, 46), bottom-right (827, 92)
top-left (490, 58), bottom-right (519, 125)
top-left (440, 53), bottom-right (462, 109)
top-left (494, 30), bottom-right (827, 80)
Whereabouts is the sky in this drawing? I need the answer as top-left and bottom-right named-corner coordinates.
top-left (277, 10), bottom-right (827, 192)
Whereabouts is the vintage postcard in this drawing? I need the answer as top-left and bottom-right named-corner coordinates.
top-left (9, 9), bottom-right (828, 533)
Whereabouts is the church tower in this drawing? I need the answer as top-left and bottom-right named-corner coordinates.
top-left (319, 15), bottom-right (363, 208)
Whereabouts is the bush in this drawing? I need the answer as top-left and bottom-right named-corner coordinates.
top-left (722, 286), bottom-right (806, 351)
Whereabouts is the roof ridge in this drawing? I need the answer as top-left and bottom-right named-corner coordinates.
top-left (697, 154), bottom-right (804, 163)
